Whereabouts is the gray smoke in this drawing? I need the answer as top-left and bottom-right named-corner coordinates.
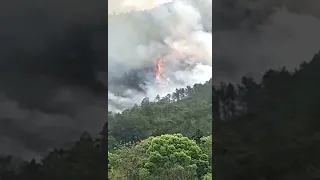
top-left (0, 0), bottom-right (319, 160)
top-left (108, 0), bottom-right (213, 112)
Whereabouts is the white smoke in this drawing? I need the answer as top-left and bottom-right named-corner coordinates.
top-left (107, 0), bottom-right (212, 112)
top-left (108, 0), bottom-right (174, 15)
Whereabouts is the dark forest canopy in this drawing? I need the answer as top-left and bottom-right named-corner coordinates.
top-left (1, 51), bottom-right (320, 179)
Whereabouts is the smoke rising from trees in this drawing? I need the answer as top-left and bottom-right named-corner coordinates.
top-left (0, 0), bottom-right (319, 160)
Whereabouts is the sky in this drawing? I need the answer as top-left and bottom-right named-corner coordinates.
top-left (0, 0), bottom-right (319, 160)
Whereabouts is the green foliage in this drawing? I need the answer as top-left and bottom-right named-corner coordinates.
top-left (105, 81), bottom-right (213, 179)
top-left (203, 172), bottom-right (212, 180)
top-left (4, 51), bottom-right (320, 180)
top-left (108, 152), bottom-right (115, 170)
top-left (108, 134), bottom-right (210, 180)
top-left (213, 52), bottom-right (320, 179)
top-left (200, 136), bottom-right (212, 167)
top-left (108, 146), bottom-right (146, 179)
top-left (143, 134), bottom-right (209, 178)
top-left (106, 81), bottom-right (212, 145)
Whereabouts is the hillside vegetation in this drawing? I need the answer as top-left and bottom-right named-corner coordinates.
top-left (0, 78), bottom-right (213, 180)
top-left (107, 80), bottom-right (213, 179)
top-left (1, 52), bottom-right (320, 179)
top-left (213, 52), bottom-right (320, 180)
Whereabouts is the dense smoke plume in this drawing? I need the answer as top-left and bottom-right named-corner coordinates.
top-left (0, 0), bottom-right (319, 160)
top-left (108, 0), bottom-right (213, 112)
top-left (108, 0), bottom-right (320, 110)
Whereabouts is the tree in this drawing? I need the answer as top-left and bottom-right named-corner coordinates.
top-left (141, 134), bottom-right (210, 179)
top-left (200, 136), bottom-right (212, 167)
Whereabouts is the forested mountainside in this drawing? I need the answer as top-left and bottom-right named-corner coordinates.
top-left (107, 80), bottom-right (213, 180)
top-left (214, 51), bottom-right (320, 180)
top-left (1, 51), bottom-right (320, 180)
top-left (0, 79), bottom-right (213, 180)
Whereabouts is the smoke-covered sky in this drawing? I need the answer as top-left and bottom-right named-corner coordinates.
top-left (0, 0), bottom-right (320, 160)
top-left (108, 0), bottom-right (213, 112)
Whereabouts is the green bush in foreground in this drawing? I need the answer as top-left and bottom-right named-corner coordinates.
top-left (109, 134), bottom-right (210, 180)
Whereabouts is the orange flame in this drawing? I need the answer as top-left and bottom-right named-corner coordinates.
top-left (155, 47), bottom-right (180, 85)
top-left (155, 58), bottom-right (169, 86)
top-left (155, 58), bottom-right (163, 81)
